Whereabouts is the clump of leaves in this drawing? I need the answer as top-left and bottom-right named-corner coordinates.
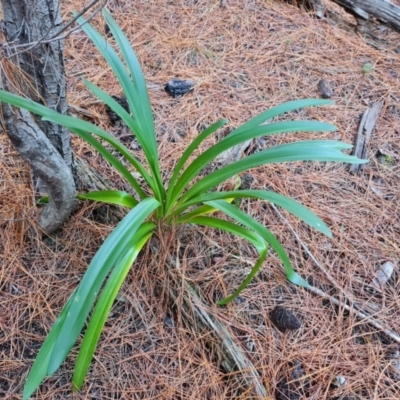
top-left (0, 9), bottom-right (366, 399)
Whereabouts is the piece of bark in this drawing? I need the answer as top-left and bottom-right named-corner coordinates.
top-left (329, 0), bottom-right (400, 34)
top-left (1, 0), bottom-right (76, 234)
top-left (350, 101), bottom-right (383, 175)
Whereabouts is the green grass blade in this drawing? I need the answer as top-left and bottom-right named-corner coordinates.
top-left (166, 119), bottom-right (227, 212)
top-left (229, 99), bottom-right (333, 136)
top-left (180, 141), bottom-right (366, 203)
top-left (170, 121), bottom-right (337, 205)
top-left (177, 204), bottom-right (220, 223)
top-left (189, 216), bottom-right (268, 304)
top-left (23, 294), bottom-right (75, 400)
top-left (42, 114), bottom-right (152, 190)
top-left (204, 200), bottom-right (310, 287)
top-left (46, 198), bottom-right (159, 375)
top-left (75, 14), bottom-right (160, 181)
top-left (189, 216), bottom-right (265, 249)
top-left (78, 190), bottom-right (138, 208)
top-left (217, 249), bottom-right (267, 305)
top-left (83, 80), bottom-right (158, 191)
top-left (70, 127), bottom-right (147, 199)
top-left (0, 89), bottom-right (60, 118)
top-left (102, 9), bottom-right (156, 151)
top-left (0, 88), bottom-right (148, 198)
top-left (98, 9), bottom-right (165, 206)
top-left (176, 190), bottom-right (332, 238)
top-left (72, 228), bottom-right (153, 390)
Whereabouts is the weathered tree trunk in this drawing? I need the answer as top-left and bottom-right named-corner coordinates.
top-left (331, 0), bottom-right (400, 33)
top-left (1, 0), bottom-right (76, 233)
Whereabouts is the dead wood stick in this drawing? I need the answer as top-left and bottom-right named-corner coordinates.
top-left (350, 101), bottom-right (383, 174)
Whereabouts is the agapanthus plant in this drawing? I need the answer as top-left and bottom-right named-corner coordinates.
top-left (0, 9), bottom-right (366, 399)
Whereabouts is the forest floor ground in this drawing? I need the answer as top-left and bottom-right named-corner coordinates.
top-left (1, 1), bottom-right (400, 399)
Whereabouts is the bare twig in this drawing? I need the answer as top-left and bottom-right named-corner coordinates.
top-left (4, 0), bottom-right (108, 59)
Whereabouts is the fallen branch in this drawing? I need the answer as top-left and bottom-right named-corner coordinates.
top-left (330, 0), bottom-right (400, 34)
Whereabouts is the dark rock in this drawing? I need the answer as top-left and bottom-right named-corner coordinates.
top-left (270, 306), bottom-right (301, 332)
top-left (164, 78), bottom-right (194, 98)
top-left (318, 78), bottom-right (333, 98)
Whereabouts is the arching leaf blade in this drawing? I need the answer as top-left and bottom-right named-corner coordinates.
top-left (166, 119), bottom-right (227, 212)
top-left (177, 189), bottom-right (332, 238)
top-left (78, 190), bottom-right (138, 209)
top-left (230, 99), bottom-right (334, 136)
top-left (204, 200), bottom-right (310, 287)
top-left (170, 121), bottom-right (337, 205)
top-left (47, 198), bottom-right (160, 375)
top-left (180, 141), bottom-right (367, 203)
top-left (190, 216), bottom-right (268, 304)
top-left (72, 229), bottom-right (153, 390)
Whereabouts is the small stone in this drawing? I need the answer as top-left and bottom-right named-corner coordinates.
top-left (317, 79), bottom-right (333, 98)
top-left (270, 306), bottom-right (301, 332)
top-left (164, 78), bottom-right (194, 98)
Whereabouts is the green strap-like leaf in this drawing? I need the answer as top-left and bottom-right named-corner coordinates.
top-left (75, 13), bottom-right (161, 188)
top-left (83, 80), bottom-right (157, 192)
top-left (23, 293), bottom-right (75, 400)
top-left (229, 99), bottom-right (333, 137)
top-left (176, 189), bottom-right (332, 238)
top-left (204, 200), bottom-right (310, 287)
top-left (72, 229), bottom-right (153, 390)
top-left (78, 190), bottom-right (138, 208)
top-left (45, 198), bottom-right (159, 375)
top-left (170, 121), bottom-right (337, 206)
top-left (189, 216), bottom-right (268, 304)
top-left (70, 127), bottom-right (147, 199)
top-left (23, 206), bottom-right (158, 400)
top-left (180, 141), bottom-right (366, 204)
top-left (165, 119), bottom-right (227, 212)
top-left (0, 89), bottom-right (148, 199)
top-left (102, 9), bottom-right (156, 152)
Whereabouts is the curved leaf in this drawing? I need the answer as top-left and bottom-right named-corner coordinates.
top-left (73, 229), bottom-right (153, 390)
top-left (46, 198), bottom-right (159, 375)
top-left (176, 189), bottom-right (332, 238)
top-left (78, 190), bottom-right (138, 208)
top-left (180, 141), bottom-right (366, 203)
top-left (75, 12), bottom-right (162, 191)
top-left (229, 99), bottom-right (334, 137)
top-left (71, 127), bottom-right (147, 199)
top-left (0, 89), bottom-right (148, 199)
top-left (190, 216), bottom-right (268, 304)
top-left (170, 120), bottom-right (338, 205)
top-left (204, 200), bottom-right (310, 287)
top-left (165, 119), bottom-right (227, 212)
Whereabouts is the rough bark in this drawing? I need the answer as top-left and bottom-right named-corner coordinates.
top-left (2, 106), bottom-right (76, 233)
top-left (1, 0), bottom-right (76, 233)
top-left (329, 0), bottom-right (400, 33)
